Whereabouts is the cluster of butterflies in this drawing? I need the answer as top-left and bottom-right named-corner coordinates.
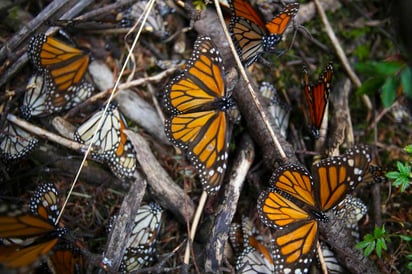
top-left (0, 182), bottom-right (164, 273)
top-left (160, 1), bottom-right (381, 273)
top-left (0, 182), bottom-right (84, 273)
top-left (0, 31), bottom-right (139, 179)
top-left (0, 0), bottom-right (383, 272)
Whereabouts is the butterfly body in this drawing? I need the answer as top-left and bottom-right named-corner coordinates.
top-left (163, 36), bottom-right (235, 194)
top-left (258, 145), bottom-right (372, 273)
top-left (229, 0), bottom-right (299, 66)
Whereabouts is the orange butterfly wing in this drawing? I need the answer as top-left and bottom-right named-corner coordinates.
top-left (265, 3), bottom-right (299, 35)
top-left (313, 145), bottom-right (372, 211)
top-left (28, 34), bottom-right (90, 92)
top-left (257, 187), bottom-right (317, 272)
top-left (230, 0), bottom-right (266, 27)
top-left (303, 62), bottom-right (333, 138)
top-left (163, 36), bottom-right (234, 194)
top-left (0, 239), bottom-right (59, 269)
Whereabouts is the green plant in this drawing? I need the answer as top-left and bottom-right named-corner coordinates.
top-left (386, 145), bottom-right (412, 192)
top-left (356, 225), bottom-right (389, 257)
top-left (356, 60), bottom-right (412, 107)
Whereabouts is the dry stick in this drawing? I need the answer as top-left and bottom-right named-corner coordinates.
top-left (205, 133), bottom-right (255, 272)
top-left (57, 0), bottom-right (156, 223)
top-left (213, 0), bottom-right (286, 161)
top-left (6, 113), bottom-right (85, 152)
top-left (124, 130), bottom-right (195, 224)
top-left (313, 0), bottom-right (372, 118)
top-left (317, 241), bottom-right (328, 274)
top-left (103, 172), bottom-right (147, 272)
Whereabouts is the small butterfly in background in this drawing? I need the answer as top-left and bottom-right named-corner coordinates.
top-left (0, 120), bottom-right (38, 161)
top-left (257, 145), bottom-right (371, 273)
top-left (229, 0), bottom-right (299, 67)
top-left (0, 182), bottom-right (68, 270)
top-left (259, 82), bottom-right (291, 139)
top-left (118, 202), bottom-right (163, 273)
top-left (162, 36), bottom-right (236, 194)
top-left (46, 242), bottom-right (85, 274)
top-left (229, 216), bottom-right (274, 273)
top-left (27, 34), bottom-right (94, 114)
top-left (74, 102), bottom-right (137, 179)
top-left (303, 62), bottom-right (333, 139)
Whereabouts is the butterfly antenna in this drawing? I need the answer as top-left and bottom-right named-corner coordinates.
top-left (57, 0), bottom-right (157, 223)
top-left (213, 0), bottom-right (286, 160)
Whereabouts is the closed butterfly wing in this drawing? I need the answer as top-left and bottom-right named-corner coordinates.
top-left (48, 244), bottom-right (84, 274)
top-left (259, 82), bottom-right (290, 138)
top-left (312, 145), bottom-right (371, 211)
top-left (21, 74), bottom-right (48, 119)
top-left (236, 246), bottom-right (274, 274)
top-left (163, 36), bottom-right (235, 194)
top-left (0, 121), bottom-right (38, 161)
top-left (107, 140), bottom-right (137, 179)
top-left (333, 195), bottom-right (367, 240)
top-left (119, 202), bottom-right (163, 273)
top-left (303, 63), bottom-right (333, 138)
top-left (74, 102), bottom-right (127, 160)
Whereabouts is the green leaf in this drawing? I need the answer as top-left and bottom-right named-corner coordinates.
top-left (356, 61), bottom-right (403, 76)
top-left (386, 171), bottom-right (400, 179)
top-left (399, 234), bottom-right (412, 241)
top-left (357, 77), bottom-right (386, 96)
top-left (356, 241), bottom-right (371, 250)
top-left (364, 241), bottom-right (375, 257)
top-left (381, 76), bottom-right (399, 107)
top-left (404, 144), bottom-right (412, 154)
top-left (398, 162), bottom-right (411, 176)
top-left (376, 239), bottom-right (383, 257)
top-left (401, 66), bottom-right (412, 98)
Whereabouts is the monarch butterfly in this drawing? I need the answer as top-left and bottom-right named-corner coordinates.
top-left (333, 195), bottom-right (367, 240)
top-left (47, 243), bottom-right (85, 274)
top-left (0, 120), bottom-right (38, 160)
top-left (257, 145), bottom-right (371, 273)
top-left (74, 102), bottom-right (137, 178)
top-left (27, 34), bottom-right (94, 113)
top-left (229, 0), bottom-right (299, 67)
top-left (229, 217), bottom-right (274, 273)
top-left (303, 62), bottom-right (333, 139)
top-left (0, 182), bottom-right (67, 269)
top-left (162, 36), bottom-right (236, 194)
top-left (20, 74), bottom-right (93, 119)
top-left (320, 242), bottom-right (345, 274)
top-left (120, 0), bottom-right (171, 39)
top-left (259, 82), bottom-right (290, 139)
top-left (119, 202), bottom-right (163, 273)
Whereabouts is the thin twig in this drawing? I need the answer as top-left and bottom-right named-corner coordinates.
top-left (7, 113), bottom-right (85, 152)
